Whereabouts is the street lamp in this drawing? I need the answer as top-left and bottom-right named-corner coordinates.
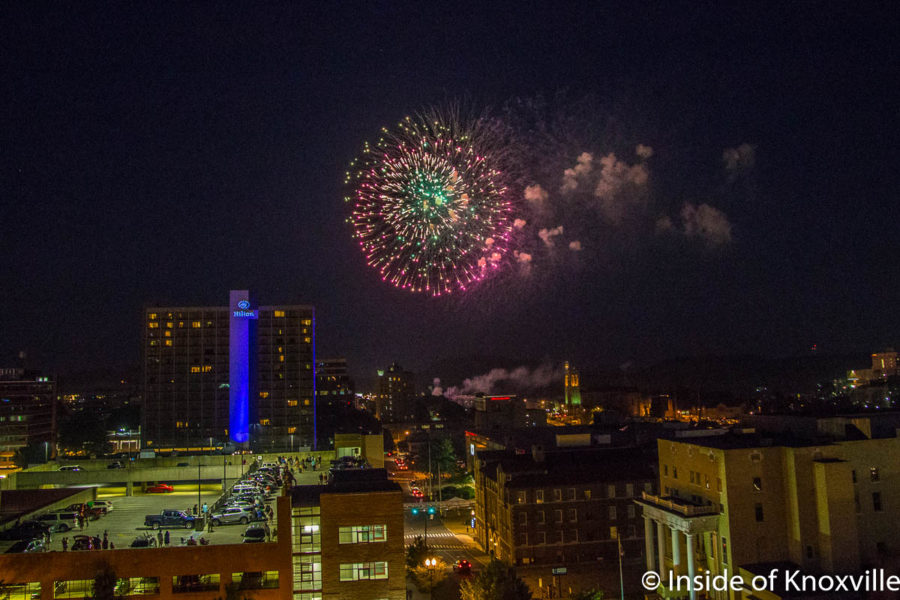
top-left (424, 557), bottom-right (437, 599)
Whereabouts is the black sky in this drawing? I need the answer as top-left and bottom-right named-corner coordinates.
top-left (2, 2), bottom-right (899, 385)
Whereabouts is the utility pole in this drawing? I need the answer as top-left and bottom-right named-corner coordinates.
top-left (197, 463), bottom-right (202, 524)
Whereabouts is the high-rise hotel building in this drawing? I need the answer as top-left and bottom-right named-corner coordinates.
top-left (142, 290), bottom-right (315, 451)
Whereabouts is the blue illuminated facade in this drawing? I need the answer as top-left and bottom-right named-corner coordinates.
top-left (228, 290), bottom-right (257, 445)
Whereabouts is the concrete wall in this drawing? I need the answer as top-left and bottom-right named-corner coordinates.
top-left (0, 496), bottom-right (293, 600)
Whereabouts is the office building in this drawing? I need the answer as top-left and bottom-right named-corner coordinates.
top-left (563, 361), bottom-right (582, 407)
top-left (374, 363), bottom-right (415, 423)
top-left (637, 420), bottom-right (900, 600)
top-left (316, 358), bottom-right (354, 406)
top-left (142, 290), bottom-right (315, 451)
top-left (474, 445), bottom-right (656, 566)
top-left (291, 469), bottom-right (405, 599)
top-left (0, 368), bottom-right (57, 469)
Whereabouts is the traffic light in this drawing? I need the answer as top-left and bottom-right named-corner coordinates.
top-left (411, 507), bottom-right (420, 516)
top-left (427, 506), bottom-right (437, 515)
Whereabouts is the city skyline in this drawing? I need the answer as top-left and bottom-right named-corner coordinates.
top-left (3, 3), bottom-right (899, 384)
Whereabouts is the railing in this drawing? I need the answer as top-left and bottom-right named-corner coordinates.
top-left (640, 492), bottom-right (718, 516)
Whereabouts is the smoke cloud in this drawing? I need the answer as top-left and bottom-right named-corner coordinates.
top-left (431, 377), bottom-right (444, 397)
top-left (561, 152), bottom-right (594, 192)
top-left (538, 225), bottom-right (564, 247)
top-left (635, 144), bottom-right (654, 159)
top-left (723, 143), bottom-right (756, 173)
top-left (513, 218), bottom-right (527, 229)
top-left (568, 240), bottom-right (582, 251)
top-left (680, 203), bottom-right (732, 245)
top-left (515, 251), bottom-right (532, 263)
top-left (442, 363), bottom-right (563, 398)
top-left (524, 184), bottom-right (549, 205)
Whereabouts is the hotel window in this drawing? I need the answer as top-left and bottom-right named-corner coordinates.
top-left (302, 319), bottom-right (312, 326)
top-left (338, 562), bottom-right (388, 582)
top-left (164, 330), bottom-right (171, 337)
top-left (338, 525), bottom-right (386, 544)
top-left (609, 506), bottom-right (617, 520)
top-left (608, 484), bottom-right (616, 498)
top-left (516, 491), bottom-right (526, 504)
top-left (626, 483), bottom-right (634, 497)
top-left (553, 509), bottom-right (563, 523)
top-left (535, 490), bottom-right (544, 504)
top-left (753, 477), bottom-right (762, 491)
top-left (871, 467), bottom-right (880, 482)
top-left (148, 322), bottom-right (159, 328)
top-left (288, 400), bottom-right (298, 407)
top-left (164, 340), bottom-right (172, 347)
top-left (555, 531), bottom-right (564, 544)
top-left (553, 489), bottom-right (561, 502)
top-left (535, 531), bottom-right (546, 545)
top-left (873, 492), bottom-right (883, 512)
top-left (274, 310), bottom-right (285, 317)
top-left (567, 508), bottom-right (577, 523)
top-left (609, 526), bottom-right (618, 540)
top-left (569, 529), bottom-right (578, 542)
top-left (149, 313), bottom-right (157, 320)
top-left (627, 505), bottom-right (635, 519)
top-left (3, 583), bottom-right (41, 600)
top-left (191, 366), bottom-right (200, 373)
top-left (584, 489), bottom-right (591, 499)
top-left (567, 488), bottom-right (576, 500)
top-left (288, 426), bottom-right (297, 434)
top-left (259, 392), bottom-right (269, 399)
top-left (293, 556), bottom-right (322, 592)
top-left (536, 510), bottom-right (545, 524)
top-left (192, 321), bottom-right (201, 328)
top-left (259, 419), bottom-right (271, 426)
top-left (304, 337), bottom-right (311, 344)
top-left (202, 365), bottom-right (212, 373)
top-left (166, 322), bottom-right (173, 328)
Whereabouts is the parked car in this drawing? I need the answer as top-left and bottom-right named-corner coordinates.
top-left (224, 500), bottom-right (255, 512)
top-left (241, 525), bottom-right (266, 543)
top-left (107, 461), bottom-right (125, 469)
top-left (71, 535), bottom-right (101, 551)
top-left (36, 511), bottom-right (78, 532)
top-left (454, 559), bottom-right (473, 576)
top-left (5, 538), bottom-right (47, 554)
top-left (130, 534), bottom-right (157, 548)
top-left (58, 465), bottom-right (82, 471)
top-left (0, 521), bottom-right (51, 541)
top-left (176, 462), bottom-right (190, 467)
top-left (210, 507), bottom-right (254, 526)
top-left (144, 510), bottom-right (195, 530)
top-left (91, 500), bottom-right (114, 513)
top-left (146, 483), bottom-right (174, 493)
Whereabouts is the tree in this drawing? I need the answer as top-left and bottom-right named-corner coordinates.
top-left (58, 409), bottom-right (112, 456)
top-left (406, 535), bottom-right (428, 570)
top-left (570, 589), bottom-right (604, 600)
top-left (410, 557), bottom-right (449, 592)
top-left (92, 563), bottom-right (119, 600)
top-left (459, 560), bottom-right (532, 600)
top-left (429, 437), bottom-right (458, 478)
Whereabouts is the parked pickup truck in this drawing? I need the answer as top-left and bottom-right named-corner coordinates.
top-left (144, 510), bottom-right (196, 530)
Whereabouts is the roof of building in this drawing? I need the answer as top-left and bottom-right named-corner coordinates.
top-left (290, 468), bottom-right (401, 505)
top-left (0, 489), bottom-right (86, 526)
top-left (481, 447), bottom-right (655, 488)
top-left (669, 431), bottom-right (834, 450)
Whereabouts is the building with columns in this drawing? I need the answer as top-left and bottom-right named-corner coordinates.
top-left (637, 426), bottom-right (900, 600)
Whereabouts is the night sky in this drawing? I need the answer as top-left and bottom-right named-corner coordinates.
top-left (2, 3), bottom-right (899, 386)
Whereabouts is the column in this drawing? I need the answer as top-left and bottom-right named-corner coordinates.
top-left (644, 516), bottom-right (656, 572)
top-left (656, 520), bottom-right (667, 577)
top-left (671, 527), bottom-right (681, 576)
top-left (126, 480), bottom-right (134, 497)
top-left (686, 533), bottom-right (697, 600)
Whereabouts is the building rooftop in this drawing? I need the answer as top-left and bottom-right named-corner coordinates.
top-left (481, 447), bottom-right (655, 487)
top-left (0, 489), bottom-right (86, 526)
top-left (291, 468), bottom-right (401, 505)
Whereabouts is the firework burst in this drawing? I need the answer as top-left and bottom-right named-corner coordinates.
top-left (346, 111), bottom-right (516, 296)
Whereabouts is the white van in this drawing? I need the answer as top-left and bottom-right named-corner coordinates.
top-left (58, 465), bottom-right (82, 471)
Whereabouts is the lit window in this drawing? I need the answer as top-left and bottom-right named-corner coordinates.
top-left (166, 322), bottom-right (173, 329)
top-left (192, 321), bottom-right (201, 328)
top-left (287, 400), bottom-right (298, 407)
top-left (338, 525), bottom-right (387, 544)
top-left (149, 313), bottom-right (158, 320)
top-left (150, 341), bottom-right (158, 347)
top-left (259, 419), bottom-right (271, 426)
top-left (202, 366), bottom-right (212, 373)
top-left (148, 322), bottom-right (159, 329)
top-left (302, 319), bottom-right (312, 326)
top-left (288, 426), bottom-right (297, 434)
top-left (191, 366), bottom-right (201, 373)
top-left (304, 337), bottom-right (311, 344)
top-left (164, 340), bottom-right (173, 347)
top-left (259, 392), bottom-right (269, 399)
top-left (279, 355), bottom-right (285, 363)
top-left (178, 321), bottom-right (184, 328)
top-left (164, 331), bottom-right (171, 337)
top-left (304, 399), bottom-right (310, 405)
top-left (338, 562), bottom-right (388, 581)
top-left (274, 310), bottom-right (285, 318)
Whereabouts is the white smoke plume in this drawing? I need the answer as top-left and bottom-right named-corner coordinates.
top-left (636, 144), bottom-right (654, 159)
top-left (443, 363), bottom-right (563, 399)
top-left (538, 225), bottom-right (564, 247)
top-left (524, 184), bottom-right (549, 205)
top-left (515, 251), bottom-right (532, 263)
top-left (561, 152), bottom-right (594, 192)
top-left (477, 257), bottom-right (486, 268)
top-left (723, 143), bottom-right (756, 173)
top-left (431, 378), bottom-right (444, 397)
top-left (485, 237), bottom-right (495, 247)
top-left (513, 218), bottom-right (527, 229)
top-left (568, 240), bottom-right (582, 251)
top-left (490, 251), bottom-right (502, 262)
top-left (680, 203), bottom-right (732, 245)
